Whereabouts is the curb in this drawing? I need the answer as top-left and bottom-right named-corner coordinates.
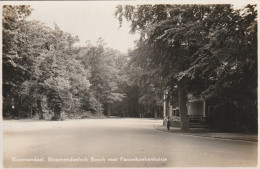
top-left (153, 124), bottom-right (258, 143)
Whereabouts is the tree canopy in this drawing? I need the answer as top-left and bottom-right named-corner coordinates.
top-left (116, 4), bottom-right (257, 132)
top-left (3, 5), bottom-right (126, 120)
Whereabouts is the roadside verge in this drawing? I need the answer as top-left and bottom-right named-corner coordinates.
top-left (153, 123), bottom-right (258, 142)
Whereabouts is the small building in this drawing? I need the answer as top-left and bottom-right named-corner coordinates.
top-left (163, 93), bottom-right (209, 127)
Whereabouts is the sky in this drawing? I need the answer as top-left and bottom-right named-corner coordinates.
top-left (26, 2), bottom-right (139, 53)
top-left (11, 1), bottom-right (253, 53)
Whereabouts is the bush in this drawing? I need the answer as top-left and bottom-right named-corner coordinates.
top-left (64, 111), bottom-right (106, 119)
top-left (43, 111), bottom-right (54, 120)
top-left (206, 102), bottom-right (257, 133)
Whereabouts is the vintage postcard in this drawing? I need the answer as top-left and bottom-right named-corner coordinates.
top-left (1, 0), bottom-right (258, 168)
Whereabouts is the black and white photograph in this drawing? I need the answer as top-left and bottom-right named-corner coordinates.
top-left (1, 0), bottom-right (258, 168)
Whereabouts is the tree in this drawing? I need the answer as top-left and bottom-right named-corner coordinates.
top-left (116, 4), bottom-right (209, 130)
top-left (116, 4), bottom-right (257, 132)
top-left (35, 25), bottom-right (92, 120)
top-left (3, 5), bottom-right (128, 120)
top-left (3, 7), bottom-right (94, 119)
top-left (123, 45), bottom-right (164, 118)
top-left (87, 39), bottom-right (125, 116)
top-left (3, 5), bottom-right (33, 118)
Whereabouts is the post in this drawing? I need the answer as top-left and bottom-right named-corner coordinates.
top-left (163, 92), bottom-right (166, 118)
top-left (167, 116), bottom-right (170, 130)
top-left (169, 104), bottom-right (173, 117)
top-left (203, 100), bottom-right (206, 117)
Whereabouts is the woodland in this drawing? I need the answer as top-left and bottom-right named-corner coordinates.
top-left (3, 4), bottom-right (257, 132)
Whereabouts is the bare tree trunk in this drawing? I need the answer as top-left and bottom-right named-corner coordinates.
top-left (178, 82), bottom-right (189, 131)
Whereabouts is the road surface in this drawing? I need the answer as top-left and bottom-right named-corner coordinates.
top-left (2, 118), bottom-right (258, 167)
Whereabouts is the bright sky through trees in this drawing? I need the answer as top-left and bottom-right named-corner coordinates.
top-left (7, 1), bottom-right (248, 53)
top-left (27, 2), bottom-right (139, 53)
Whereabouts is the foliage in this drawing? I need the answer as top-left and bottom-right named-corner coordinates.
top-left (116, 4), bottom-right (257, 132)
top-left (85, 39), bottom-right (126, 116)
top-left (3, 5), bottom-right (33, 118)
top-left (3, 4), bottom-right (257, 132)
top-left (2, 5), bottom-right (125, 120)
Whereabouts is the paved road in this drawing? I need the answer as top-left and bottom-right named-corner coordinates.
top-left (3, 118), bottom-right (258, 167)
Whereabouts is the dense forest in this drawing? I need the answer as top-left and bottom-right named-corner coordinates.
top-left (3, 4), bottom-right (257, 132)
top-left (3, 5), bottom-right (160, 120)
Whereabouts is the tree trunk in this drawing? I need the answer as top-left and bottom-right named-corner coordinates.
top-left (18, 97), bottom-right (22, 118)
top-left (30, 105), bottom-right (33, 119)
top-left (107, 104), bottom-right (110, 117)
top-left (178, 82), bottom-right (189, 131)
top-left (37, 99), bottom-right (44, 119)
top-left (154, 107), bottom-right (157, 118)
